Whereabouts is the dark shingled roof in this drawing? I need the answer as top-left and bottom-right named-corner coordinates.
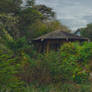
top-left (34, 30), bottom-right (88, 41)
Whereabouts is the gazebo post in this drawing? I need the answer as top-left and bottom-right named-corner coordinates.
top-left (46, 40), bottom-right (50, 54)
top-left (38, 44), bottom-right (41, 53)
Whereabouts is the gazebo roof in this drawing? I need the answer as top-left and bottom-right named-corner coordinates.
top-left (34, 30), bottom-right (88, 41)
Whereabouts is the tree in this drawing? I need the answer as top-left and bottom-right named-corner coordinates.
top-left (0, 46), bottom-right (24, 90)
top-left (26, 0), bottom-right (35, 7)
top-left (0, 0), bottom-right (22, 14)
top-left (34, 5), bottom-right (55, 20)
top-left (46, 20), bottom-right (71, 32)
top-left (76, 23), bottom-right (92, 40)
top-left (0, 14), bottom-right (20, 40)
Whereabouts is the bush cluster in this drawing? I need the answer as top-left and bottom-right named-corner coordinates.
top-left (19, 42), bottom-right (92, 85)
top-left (0, 42), bottom-right (92, 91)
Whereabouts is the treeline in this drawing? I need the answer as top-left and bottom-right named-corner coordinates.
top-left (0, 0), bottom-right (70, 41)
top-left (75, 23), bottom-right (92, 41)
top-left (0, 0), bottom-right (92, 92)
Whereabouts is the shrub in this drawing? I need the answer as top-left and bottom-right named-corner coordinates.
top-left (19, 52), bottom-right (61, 85)
top-left (60, 42), bottom-right (92, 83)
top-left (0, 49), bottom-right (24, 91)
top-left (19, 42), bottom-right (92, 85)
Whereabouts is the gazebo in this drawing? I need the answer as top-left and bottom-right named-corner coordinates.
top-left (33, 30), bottom-right (88, 53)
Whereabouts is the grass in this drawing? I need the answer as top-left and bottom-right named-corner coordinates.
top-left (0, 83), bottom-right (92, 92)
top-left (23, 83), bottom-right (92, 92)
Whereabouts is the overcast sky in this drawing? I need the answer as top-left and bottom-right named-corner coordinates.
top-left (36, 0), bottom-right (92, 31)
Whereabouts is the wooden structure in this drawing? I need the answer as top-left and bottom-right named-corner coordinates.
top-left (33, 30), bottom-right (88, 53)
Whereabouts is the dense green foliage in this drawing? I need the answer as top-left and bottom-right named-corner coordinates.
top-left (0, 0), bottom-right (92, 91)
top-left (76, 23), bottom-right (92, 40)
top-left (0, 0), bottom-right (22, 13)
top-left (1, 41), bottom-right (92, 91)
top-left (20, 42), bottom-right (91, 85)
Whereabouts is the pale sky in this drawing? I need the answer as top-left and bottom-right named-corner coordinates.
top-left (36, 0), bottom-right (92, 31)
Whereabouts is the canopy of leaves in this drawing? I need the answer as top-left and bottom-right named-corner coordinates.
top-left (34, 5), bottom-right (55, 20)
top-left (0, 0), bottom-right (22, 13)
top-left (76, 23), bottom-right (92, 40)
top-left (0, 14), bottom-right (20, 40)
